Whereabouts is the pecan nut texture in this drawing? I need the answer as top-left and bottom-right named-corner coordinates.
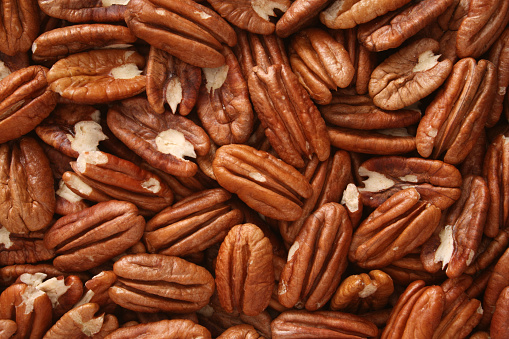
top-left (278, 202), bottom-right (352, 311)
top-left (488, 26), bottom-right (509, 126)
top-left (0, 231), bottom-right (56, 266)
top-left (43, 200), bottom-right (145, 272)
top-left (215, 224), bottom-right (274, 316)
top-left (38, 0), bottom-right (126, 22)
top-left (107, 97), bottom-right (210, 178)
top-left (109, 253), bottom-right (215, 313)
top-left (212, 144), bottom-right (313, 221)
top-left (0, 137), bottom-right (55, 233)
top-left (416, 58), bottom-right (497, 165)
top-left (105, 319), bottom-right (211, 339)
top-left (0, 0), bottom-right (40, 56)
top-left (124, 0), bottom-right (236, 68)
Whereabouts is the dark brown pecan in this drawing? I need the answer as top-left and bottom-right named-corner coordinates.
top-left (357, 156), bottom-right (462, 210)
top-left (487, 26), bottom-right (509, 126)
top-left (349, 188), bottom-right (441, 269)
top-left (278, 202), bottom-right (352, 311)
top-left (271, 310), bottom-right (378, 339)
top-left (105, 319), bottom-right (211, 339)
top-left (358, 0), bottom-right (453, 52)
top-left (125, 0), bottom-right (236, 68)
top-left (38, 0), bottom-right (126, 22)
top-left (381, 280), bottom-right (444, 339)
top-left (196, 46), bottom-right (254, 145)
top-left (456, 0), bottom-right (509, 58)
top-left (416, 58), bottom-right (497, 164)
top-left (465, 228), bottom-right (509, 275)
top-left (212, 144), bottom-right (313, 221)
top-left (0, 137), bottom-right (55, 233)
top-left (0, 0), bottom-right (40, 56)
top-left (144, 188), bottom-right (243, 257)
top-left (32, 24), bottom-right (137, 63)
top-left (107, 97), bottom-right (210, 178)
top-left (421, 175), bottom-right (490, 278)
top-left (146, 47), bottom-right (201, 115)
top-left (109, 253), bottom-right (215, 313)
top-left (369, 38), bottom-right (453, 110)
top-left (330, 270), bottom-right (394, 314)
top-left (216, 224), bottom-right (274, 316)
top-left (43, 200), bottom-right (145, 272)
top-left (0, 65), bottom-right (57, 144)
top-left (46, 49), bottom-right (146, 104)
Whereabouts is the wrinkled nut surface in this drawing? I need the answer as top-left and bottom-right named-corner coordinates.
top-left (104, 319), bottom-right (211, 339)
top-left (43, 200), bottom-right (145, 272)
top-left (212, 144), bottom-right (313, 221)
top-left (38, 0), bottom-right (126, 22)
top-left (216, 324), bottom-right (263, 339)
top-left (275, 0), bottom-right (329, 38)
top-left (110, 253), bottom-right (215, 313)
top-left (0, 0), bottom-right (40, 56)
top-left (369, 38), bottom-right (453, 110)
top-left (0, 232), bottom-right (56, 266)
top-left (215, 223), bottom-right (273, 316)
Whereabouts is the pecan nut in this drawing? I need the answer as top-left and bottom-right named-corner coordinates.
top-left (38, 0), bottom-right (126, 22)
top-left (105, 319), bottom-right (211, 339)
top-left (0, 0), bottom-right (40, 55)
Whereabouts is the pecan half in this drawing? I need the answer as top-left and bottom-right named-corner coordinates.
top-left (0, 231), bottom-right (55, 266)
top-left (216, 224), bottom-right (274, 316)
top-left (0, 0), bottom-right (40, 55)
top-left (276, 0), bottom-right (329, 38)
top-left (38, 0), bottom-right (126, 22)
top-left (105, 319), bottom-right (211, 339)
top-left (490, 286), bottom-right (509, 339)
top-left (487, 26), bottom-right (509, 126)
top-left (217, 324), bottom-right (262, 339)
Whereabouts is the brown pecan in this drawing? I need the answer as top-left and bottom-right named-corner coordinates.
top-left (67, 151), bottom-right (174, 215)
top-left (0, 0), bottom-right (40, 56)
top-left (0, 231), bottom-right (55, 266)
top-left (146, 47), bottom-right (201, 115)
top-left (32, 24), bottom-right (137, 63)
top-left (0, 65), bottom-right (57, 144)
top-left (330, 270), bottom-right (394, 314)
top-left (456, 0), bottom-right (509, 58)
top-left (0, 264), bottom-right (87, 286)
top-left (105, 319), bottom-right (211, 339)
top-left (381, 280), bottom-right (444, 339)
top-left (144, 188), bottom-right (243, 257)
top-left (0, 137), bottom-right (55, 233)
top-left (382, 254), bottom-right (447, 286)
top-left (289, 28), bottom-right (355, 104)
top-left (357, 0), bottom-right (453, 52)
top-left (465, 228), bottom-right (509, 276)
top-left (74, 271), bottom-right (117, 309)
top-left (369, 38), bottom-right (453, 110)
top-left (43, 200), bottom-right (145, 272)
top-left (490, 286), bottom-right (509, 339)
top-left (432, 293), bottom-right (482, 339)
top-left (421, 175), bottom-right (489, 278)
top-left (0, 282), bottom-right (53, 339)
top-left (217, 324), bottom-right (263, 339)
top-left (107, 97), bottom-right (210, 178)
top-left (487, 26), bottom-right (509, 126)
top-left (271, 310), bottom-right (378, 339)
top-left (0, 319), bottom-right (17, 338)
top-left (38, 0), bottom-right (126, 22)
top-left (349, 188), bottom-right (441, 269)
top-left (196, 46), bottom-right (254, 145)
top-left (275, 0), bottom-right (329, 38)
top-left (216, 224), bottom-right (273, 316)
top-left (207, 0), bottom-right (289, 35)
top-left (109, 253), bottom-right (215, 313)
top-left (278, 202), bottom-right (352, 311)
top-left (125, 0), bottom-right (236, 68)
top-left (212, 144), bottom-right (313, 221)
top-left (416, 58), bottom-right (496, 164)
top-left (319, 0), bottom-right (412, 29)
top-left (483, 134), bottom-right (509, 237)
top-left (46, 49), bottom-right (146, 104)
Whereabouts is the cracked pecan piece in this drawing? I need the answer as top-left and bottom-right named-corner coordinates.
top-left (212, 144), bottom-right (313, 221)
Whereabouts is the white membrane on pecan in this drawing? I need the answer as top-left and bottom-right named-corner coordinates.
top-left (110, 63), bottom-right (143, 79)
top-left (248, 172), bottom-right (267, 182)
top-left (252, 0), bottom-right (290, 20)
top-left (358, 283), bottom-right (377, 298)
top-left (203, 64), bottom-right (229, 92)
top-left (66, 175), bottom-right (94, 196)
top-left (412, 50), bottom-right (440, 73)
top-left (287, 241), bottom-right (299, 261)
top-left (76, 151), bottom-right (109, 173)
top-left (67, 121), bottom-right (108, 154)
top-left (74, 290), bottom-right (95, 308)
top-left (56, 180), bottom-right (83, 203)
top-left (141, 177), bottom-right (161, 194)
top-left (358, 167), bottom-right (395, 192)
top-left (341, 183), bottom-right (359, 212)
top-left (155, 129), bottom-right (196, 159)
top-left (102, 0), bottom-right (130, 6)
top-left (20, 272), bottom-right (71, 309)
top-left (0, 61), bottom-right (11, 81)
top-left (434, 225), bottom-right (454, 269)
top-left (70, 311), bottom-right (104, 336)
top-left (0, 226), bottom-right (13, 249)
top-left (166, 77), bottom-right (182, 114)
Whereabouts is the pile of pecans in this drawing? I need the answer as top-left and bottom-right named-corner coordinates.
top-left (1, 0), bottom-right (509, 338)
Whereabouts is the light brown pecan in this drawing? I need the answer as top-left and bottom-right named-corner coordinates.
top-left (382, 254), bottom-right (447, 286)
top-left (421, 175), bottom-right (489, 278)
top-left (0, 264), bottom-right (87, 287)
top-left (43, 200), bottom-right (145, 272)
top-left (330, 270), bottom-right (394, 314)
top-left (146, 47), bottom-right (201, 115)
top-left (144, 188), bottom-right (243, 257)
top-left (0, 0), bottom-right (40, 56)
top-left (490, 286), bottom-right (509, 339)
top-left (109, 253), bottom-right (215, 313)
top-left (46, 49), bottom-right (146, 104)
top-left (275, 0), bottom-right (329, 38)
top-left (456, 0), bottom-right (509, 58)
top-left (217, 324), bottom-right (263, 339)
top-left (196, 46), bottom-right (254, 145)
top-left (278, 202), bottom-right (352, 311)
top-left (381, 280), bottom-right (444, 339)
top-left (38, 0), bottom-right (126, 22)
top-left (271, 310), bottom-right (378, 339)
top-left (32, 24), bottom-right (137, 63)
top-left (73, 271), bottom-right (116, 311)
top-left (0, 319), bottom-right (17, 338)
top-left (107, 97), bottom-right (210, 178)
top-left (212, 144), bottom-right (313, 221)
top-left (416, 58), bottom-right (496, 164)
top-left (289, 27), bottom-right (355, 105)
top-left (125, 0), bottom-right (236, 68)
top-left (0, 65), bottom-right (57, 144)
top-left (357, 156), bottom-right (462, 210)
top-left (369, 38), bottom-right (453, 110)
top-left (357, 0), bottom-right (453, 52)
top-left (104, 319), bottom-right (211, 339)
top-left (0, 231), bottom-right (55, 266)
top-left (216, 224), bottom-right (273, 316)
top-left (349, 188), bottom-right (441, 269)
top-left (0, 137), bottom-right (55, 233)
